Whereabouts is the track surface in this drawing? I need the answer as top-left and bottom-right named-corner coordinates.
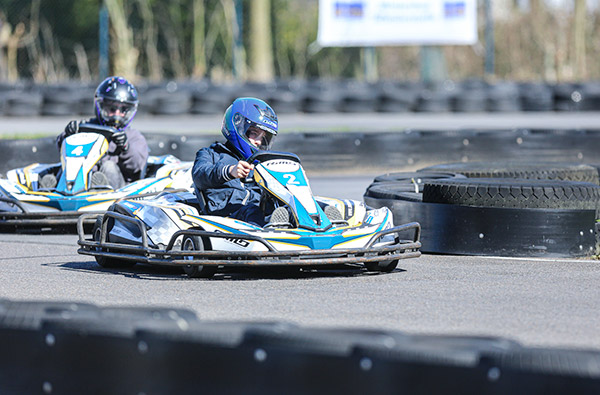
top-left (1, 175), bottom-right (599, 352)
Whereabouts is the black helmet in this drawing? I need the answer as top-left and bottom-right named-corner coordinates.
top-left (94, 76), bottom-right (139, 130)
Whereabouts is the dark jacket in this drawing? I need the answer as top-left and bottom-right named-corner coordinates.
top-left (56, 118), bottom-right (149, 182)
top-left (192, 142), bottom-right (266, 225)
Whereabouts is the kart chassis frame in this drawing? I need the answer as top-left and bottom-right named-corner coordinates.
top-left (77, 212), bottom-right (422, 267)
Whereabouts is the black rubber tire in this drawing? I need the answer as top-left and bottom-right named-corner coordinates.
top-left (520, 83), bottom-right (554, 111)
top-left (93, 217), bottom-right (136, 269)
top-left (422, 178), bottom-right (600, 211)
top-left (419, 162), bottom-right (600, 185)
top-left (373, 171), bottom-right (466, 184)
top-left (365, 172), bottom-right (465, 199)
top-left (152, 91), bottom-right (192, 115)
top-left (364, 185), bottom-right (423, 202)
top-left (364, 195), bottom-right (597, 257)
top-left (181, 234), bottom-right (217, 279)
top-left (365, 259), bottom-right (398, 272)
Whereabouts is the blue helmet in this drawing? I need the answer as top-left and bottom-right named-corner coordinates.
top-left (94, 76), bottom-right (139, 130)
top-left (221, 97), bottom-right (278, 160)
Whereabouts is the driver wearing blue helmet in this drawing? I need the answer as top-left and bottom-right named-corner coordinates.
top-left (192, 97), bottom-right (280, 226)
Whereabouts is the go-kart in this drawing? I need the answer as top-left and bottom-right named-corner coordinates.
top-left (0, 123), bottom-right (193, 230)
top-left (77, 151), bottom-right (421, 278)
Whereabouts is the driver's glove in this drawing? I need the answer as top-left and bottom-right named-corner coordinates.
top-left (64, 120), bottom-right (79, 136)
top-left (113, 130), bottom-right (129, 152)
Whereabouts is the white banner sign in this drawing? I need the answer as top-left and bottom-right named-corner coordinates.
top-left (317, 0), bottom-right (478, 47)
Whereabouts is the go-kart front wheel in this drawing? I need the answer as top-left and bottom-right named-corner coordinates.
top-left (365, 259), bottom-right (398, 273)
top-left (181, 234), bottom-right (217, 279)
top-left (93, 217), bottom-right (137, 269)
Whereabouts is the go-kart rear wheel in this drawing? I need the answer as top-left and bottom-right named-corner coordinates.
top-left (365, 259), bottom-right (398, 273)
top-left (181, 234), bottom-right (217, 279)
top-left (93, 217), bottom-right (136, 269)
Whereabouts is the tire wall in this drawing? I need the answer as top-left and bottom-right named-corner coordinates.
top-left (1, 299), bottom-right (599, 394)
top-left (365, 196), bottom-right (597, 257)
top-left (2, 128), bottom-right (600, 175)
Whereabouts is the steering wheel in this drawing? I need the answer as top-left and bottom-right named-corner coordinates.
top-left (246, 150), bottom-right (301, 165)
top-left (77, 123), bottom-right (118, 141)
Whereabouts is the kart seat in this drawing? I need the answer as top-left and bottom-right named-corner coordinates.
top-left (192, 186), bottom-right (208, 215)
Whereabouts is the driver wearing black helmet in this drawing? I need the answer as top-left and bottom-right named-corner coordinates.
top-left (55, 76), bottom-right (149, 189)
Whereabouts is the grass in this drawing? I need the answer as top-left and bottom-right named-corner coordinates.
top-left (0, 133), bottom-right (54, 140)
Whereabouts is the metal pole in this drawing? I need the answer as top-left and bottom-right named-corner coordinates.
top-left (363, 47), bottom-right (378, 82)
top-left (484, 0), bottom-right (495, 77)
top-left (99, 2), bottom-right (109, 79)
top-left (420, 46), bottom-right (447, 84)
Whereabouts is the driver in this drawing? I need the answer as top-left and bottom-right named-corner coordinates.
top-left (192, 97), bottom-right (284, 226)
top-left (54, 76), bottom-right (149, 189)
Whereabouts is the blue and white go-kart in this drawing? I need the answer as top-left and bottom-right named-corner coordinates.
top-left (77, 151), bottom-right (421, 278)
top-left (0, 123), bottom-right (192, 229)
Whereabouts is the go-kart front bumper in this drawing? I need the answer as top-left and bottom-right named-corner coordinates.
top-left (0, 196), bottom-right (101, 229)
top-left (77, 212), bottom-right (422, 267)
top-left (0, 189), bottom-right (187, 231)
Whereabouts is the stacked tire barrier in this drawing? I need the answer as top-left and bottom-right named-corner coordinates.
top-left (364, 162), bottom-right (600, 257)
top-left (1, 299), bottom-right (599, 394)
top-left (0, 79), bottom-right (599, 116)
top-left (2, 128), bottom-right (600, 176)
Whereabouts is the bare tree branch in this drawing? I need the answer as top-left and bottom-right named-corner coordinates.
top-left (74, 43), bottom-right (92, 82)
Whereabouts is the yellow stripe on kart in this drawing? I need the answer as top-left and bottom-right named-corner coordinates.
top-left (18, 163), bottom-right (40, 190)
top-left (266, 239), bottom-right (310, 249)
top-left (84, 139), bottom-right (110, 190)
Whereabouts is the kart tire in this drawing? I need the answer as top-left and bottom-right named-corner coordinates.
top-left (365, 195), bottom-right (597, 257)
top-left (419, 162), bottom-right (600, 185)
top-left (423, 178), bottom-right (600, 211)
top-left (373, 171), bottom-right (466, 184)
top-left (365, 185), bottom-right (423, 202)
top-left (365, 172), bottom-right (466, 198)
top-left (365, 259), bottom-right (398, 273)
top-left (93, 217), bottom-right (136, 269)
top-left (181, 234), bottom-right (217, 279)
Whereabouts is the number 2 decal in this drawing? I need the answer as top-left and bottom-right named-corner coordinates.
top-left (71, 145), bottom-right (84, 156)
top-left (283, 174), bottom-right (300, 186)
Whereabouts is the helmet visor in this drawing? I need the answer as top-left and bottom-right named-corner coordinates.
top-left (242, 122), bottom-right (276, 151)
top-left (97, 98), bottom-right (137, 128)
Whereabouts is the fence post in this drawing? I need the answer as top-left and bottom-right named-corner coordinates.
top-left (420, 46), bottom-right (447, 84)
top-left (484, 0), bottom-right (494, 78)
top-left (99, 1), bottom-right (109, 80)
top-left (232, 0), bottom-right (244, 80)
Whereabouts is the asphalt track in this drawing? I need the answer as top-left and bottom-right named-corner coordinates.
top-left (1, 174), bottom-right (599, 353)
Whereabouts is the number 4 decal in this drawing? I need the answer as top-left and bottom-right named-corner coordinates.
top-left (283, 174), bottom-right (300, 186)
top-left (71, 146), bottom-right (84, 156)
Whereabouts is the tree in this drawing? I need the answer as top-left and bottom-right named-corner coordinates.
top-left (192, 0), bottom-right (206, 78)
top-left (136, 0), bottom-right (162, 81)
top-left (1, 0), bottom-right (39, 82)
top-left (105, 0), bottom-right (138, 79)
top-left (573, 0), bottom-right (586, 79)
top-left (247, 0), bottom-right (273, 81)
